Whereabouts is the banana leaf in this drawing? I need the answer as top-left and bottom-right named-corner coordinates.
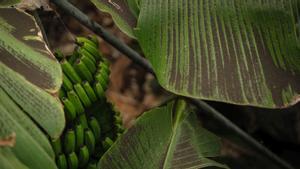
top-left (99, 100), bottom-right (228, 169)
top-left (0, 8), bottom-right (64, 169)
top-left (91, 0), bottom-right (300, 108)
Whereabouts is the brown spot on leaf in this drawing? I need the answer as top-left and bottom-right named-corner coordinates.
top-left (0, 132), bottom-right (16, 147)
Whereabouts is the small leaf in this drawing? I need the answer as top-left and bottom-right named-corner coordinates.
top-left (126, 0), bottom-right (140, 17)
top-left (90, 0), bottom-right (137, 38)
top-left (99, 100), bottom-right (227, 169)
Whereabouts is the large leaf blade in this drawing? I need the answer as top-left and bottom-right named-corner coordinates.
top-left (135, 0), bottom-right (300, 108)
top-left (0, 8), bottom-right (63, 169)
top-left (91, 0), bottom-right (300, 108)
top-left (99, 101), bottom-right (227, 169)
top-left (0, 8), bottom-right (65, 138)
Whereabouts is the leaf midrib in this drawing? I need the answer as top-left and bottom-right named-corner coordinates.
top-left (162, 104), bottom-right (188, 169)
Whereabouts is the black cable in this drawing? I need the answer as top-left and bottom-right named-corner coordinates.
top-left (50, 0), bottom-right (154, 75)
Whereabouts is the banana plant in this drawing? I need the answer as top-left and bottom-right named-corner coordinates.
top-left (90, 0), bottom-right (300, 108)
top-left (0, 5), bottom-right (227, 169)
top-left (3, 0), bottom-right (298, 169)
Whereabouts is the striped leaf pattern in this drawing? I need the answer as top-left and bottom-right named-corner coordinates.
top-left (0, 148), bottom-right (29, 169)
top-left (135, 0), bottom-right (300, 108)
top-left (99, 100), bottom-right (228, 169)
top-left (0, 8), bottom-right (64, 169)
top-left (0, 89), bottom-right (57, 169)
top-left (92, 0), bottom-right (300, 108)
top-left (0, 8), bottom-right (64, 138)
top-left (0, 8), bottom-right (62, 92)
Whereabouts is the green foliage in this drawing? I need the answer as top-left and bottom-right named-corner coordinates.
top-left (0, 8), bottom-right (64, 138)
top-left (126, 0), bottom-right (140, 17)
top-left (91, 0), bottom-right (300, 108)
top-left (0, 148), bottom-right (29, 169)
top-left (0, 8), bottom-right (64, 169)
top-left (0, 89), bottom-right (58, 169)
top-left (90, 0), bottom-right (137, 38)
top-left (99, 100), bottom-right (227, 169)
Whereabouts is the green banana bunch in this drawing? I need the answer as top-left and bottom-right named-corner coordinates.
top-left (77, 114), bottom-right (89, 129)
top-left (61, 97), bottom-right (77, 122)
top-left (67, 152), bottom-right (78, 169)
top-left (67, 90), bottom-right (85, 115)
top-left (84, 129), bottom-right (96, 155)
top-left (75, 124), bottom-right (84, 151)
top-left (74, 83), bottom-right (92, 108)
top-left (78, 146), bottom-right (89, 167)
top-left (51, 138), bottom-right (62, 156)
top-left (52, 36), bottom-right (124, 169)
top-left (56, 154), bottom-right (67, 169)
top-left (63, 130), bottom-right (76, 154)
top-left (89, 117), bottom-right (101, 142)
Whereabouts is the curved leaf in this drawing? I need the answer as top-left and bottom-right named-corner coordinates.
top-left (0, 8), bottom-right (62, 92)
top-left (0, 7), bottom-right (63, 169)
top-left (127, 0), bottom-right (140, 17)
top-left (0, 62), bottom-right (65, 138)
top-left (92, 0), bottom-right (300, 108)
top-left (0, 100), bottom-right (57, 169)
top-left (134, 0), bottom-right (300, 108)
top-left (90, 0), bottom-right (137, 38)
top-left (0, 148), bottom-right (29, 169)
top-left (0, 8), bottom-right (64, 138)
top-left (0, 89), bottom-right (55, 159)
top-left (99, 100), bottom-right (227, 169)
